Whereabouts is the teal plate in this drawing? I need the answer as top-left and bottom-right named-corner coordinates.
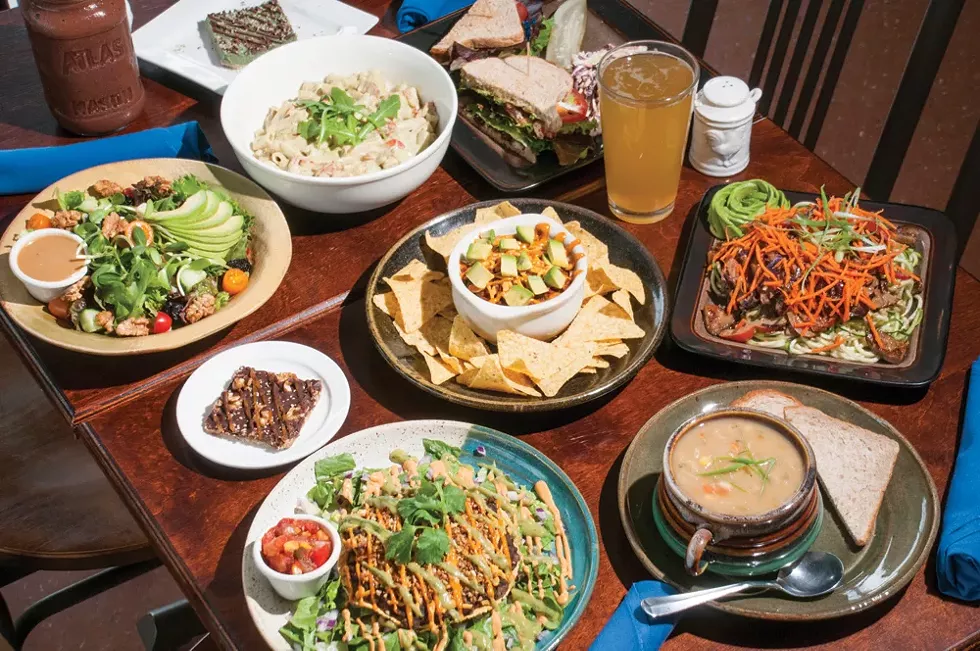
top-left (618, 380), bottom-right (939, 621)
top-left (244, 420), bottom-right (599, 649)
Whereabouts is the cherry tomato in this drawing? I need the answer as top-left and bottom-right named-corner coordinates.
top-left (310, 544), bottom-right (332, 568)
top-left (222, 268), bottom-right (249, 295)
top-left (557, 90), bottom-right (589, 124)
top-left (720, 323), bottom-right (757, 343)
top-left (515, 1), bottom-right (529, 21)
top-left (47, 297), bottom-right (70, 321)
top-left (26, 213), bottom-right (52, 230)
top-left (124, 220), bottom-right (154, 246)
top-left (153, 311), bottom-right (172, 334)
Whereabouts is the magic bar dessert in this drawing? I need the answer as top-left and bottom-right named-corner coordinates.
top-left (203, 0), bottom-right (297, 70)
top-left (204, 367), bottom-right (321, 449)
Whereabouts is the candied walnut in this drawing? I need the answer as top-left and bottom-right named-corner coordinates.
top-left (95, 310), bottom-right (115, 333)
top-left (91, 180), bottom-right (124, 198)
top-left (130, 175), bottom-right (173, 204)
top-left (61, 276), bottom-right (90, 303)
top-left (184, 293), bottom-right (216, 324)
top-left (52, 210), bottom-right (83, 230)
top-left (115, 317), bottom-right (150, 337)
top-left (101, 211), bottom-right (125, 239)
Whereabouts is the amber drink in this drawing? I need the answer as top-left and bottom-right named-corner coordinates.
top-left (599, 41), bottom-right (699, 223)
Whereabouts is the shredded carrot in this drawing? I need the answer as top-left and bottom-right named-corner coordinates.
top-left (866, 315), bottom-right (885, 349)
top-left (808, 336), bottom-right (845, 354)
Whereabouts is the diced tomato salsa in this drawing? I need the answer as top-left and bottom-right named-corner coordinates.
top-left (260, 518), bottom-right (333, 575)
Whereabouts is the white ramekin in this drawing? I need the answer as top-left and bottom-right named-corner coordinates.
top-left (221, 35), bottom-right (458, 214)
top-left (448, 214), bottom-right (588, 343)
top-left (252, 514), bottom-right (342, 601)
top-left (8, 229), bottom-right (88, 303)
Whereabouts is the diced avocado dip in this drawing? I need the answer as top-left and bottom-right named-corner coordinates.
top-left (459, 222), bottom-right (583, 306)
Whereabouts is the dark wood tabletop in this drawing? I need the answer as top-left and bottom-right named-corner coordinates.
top-left (2, 1), bottom-right (979, 650)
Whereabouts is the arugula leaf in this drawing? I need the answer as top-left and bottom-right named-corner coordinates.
top-left (314, 453), bottom-right (355, 481)
top-left (415, 527), bottom-right (450, 564)
top-left (385, 524), bottom-right (416, 563)
top-left (297, 118), bottom-right (320, 142)
top-left (171, 175), bottom-right (208, 201)
top-left (423, 439), bottom-right (461, 460)
top-left (307, 481), bottom-right (334, 509)
top-left (367, 95), bottom-right (400, 128)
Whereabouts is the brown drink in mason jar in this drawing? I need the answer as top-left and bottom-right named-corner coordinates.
top-left (23, 0), bottom-right (145, 135)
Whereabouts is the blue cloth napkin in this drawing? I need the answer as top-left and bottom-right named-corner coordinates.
top-left (397, 0), bottom-right (474, 32)
top-left (0, 121), bottom-right (216, 196)
top-left (936, 357), bottom-right (980, 601)
top-left (590, 581), bottom-right (679, 650)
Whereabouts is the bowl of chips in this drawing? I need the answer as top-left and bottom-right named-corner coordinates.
top-left (448, 213), bottom-right (588, 343)
top-left (366, 199), bottom-right (670, 411)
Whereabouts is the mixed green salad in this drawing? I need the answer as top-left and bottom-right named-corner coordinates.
top-left (25, 174), bottom-right (254, 337)
top-left (278, 439), bottom-right (575, 651)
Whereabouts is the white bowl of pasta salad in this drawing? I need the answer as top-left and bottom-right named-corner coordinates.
top-left (221, 35), bottom-right (457, 214)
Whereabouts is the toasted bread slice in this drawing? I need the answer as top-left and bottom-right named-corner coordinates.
top-left (430, 0), bottom-right (524, 59)
top-left (730, 389), bottom-right (803, 418)
top-left (460, 56), bottom-right (572, 134)
top-left (784, 406), bottom-right (899, 546)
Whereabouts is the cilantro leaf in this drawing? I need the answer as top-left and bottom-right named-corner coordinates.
top-left (423, 439), bottom-right (462, 460)
top-left (314, 453), bottom-right (355, 481)
top-left (397, 494), bottom-right (443, 526)
top-left (385, 524), bottom-right (416, 564)
top-left (442, 484), bottom-right (466, 514)
top-left (415, 527), bottom-right (450, 564)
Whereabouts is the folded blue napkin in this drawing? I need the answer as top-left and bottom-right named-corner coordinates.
top-left (590, 581), bottom-right (678, 650)
top-left (936, 357), bottom-right (980, 601)
top-left (397, 0), bottom-right (474, 32)
top-left (0, 122), bottom-right (217, 196)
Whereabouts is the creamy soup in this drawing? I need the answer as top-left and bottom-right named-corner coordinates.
top-left (17, 234), bottom-right (85, 282)
top-left (671, 416), bottom-right (805, 516)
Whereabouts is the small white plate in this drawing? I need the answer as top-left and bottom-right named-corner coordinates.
top-left (176, 341), bottom-right (350, 469)
top-left (133, 0), bottom-right (379, 94)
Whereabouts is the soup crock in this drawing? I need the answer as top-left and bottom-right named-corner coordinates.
top-left (660, 408), bottom-right (818, 576)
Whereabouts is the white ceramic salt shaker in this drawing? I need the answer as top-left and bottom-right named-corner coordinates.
top-left (689, 76), bottom-right (762, 177)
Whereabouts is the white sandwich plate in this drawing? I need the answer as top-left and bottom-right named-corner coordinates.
top-left (176, 341), bottom-right (351, 469)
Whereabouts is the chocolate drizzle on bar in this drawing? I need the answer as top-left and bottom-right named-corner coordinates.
top-left (203, 367), bottom-right (322, 449)
top-left (204, 0), bottom-right (297, 69)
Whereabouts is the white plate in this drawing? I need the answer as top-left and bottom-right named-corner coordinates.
top-left (176, 341), bottom-right (350, 469)
top-left (133, 0), bottom-right (379, 94)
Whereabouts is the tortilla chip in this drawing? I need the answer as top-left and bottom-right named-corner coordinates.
top-left (457, 366), bottom-right (480, 385)
top-left (395, 321), bottom-right (436, 355)
top-left (558, 295), bottom-right (645, 345)
top-left (439, 353), bottom-right (464, 374)
top-left (534, 342), bottom-right (598, 397)
top-left (449, 316), bottom-right (489, 360)
top-left (565, 221), bottom-right (609, 264)
top-left (585, 266), bottom-right (618, 298)
top-left (497, 330), bottom-right (556, 382)
top-left (373, 292), bottom-right (399, 318)
top-left (494, 201), bottom-right (521, 217)
top-left (467, 355), bottom-right (521, 395)
top-left (610, 289), bottom-right (633, 320)
top-left (424, 224), bottom-right (474, 260)
top-left (384, 273), bottom-right (452, 333)
top-left (475, 201), bottom-right (522, 225)
top-left (503, 368), bottom-right (542, 397)
top-left (579, 367), bottom-right (598, 374)
top-left (588, 357), bottom-right (610, 369)
top-left (420, 351), bottom-right (458, 384)
top-left (596, 341), bottom-right (630, 358)
top-left (418, 316), bottom-right (454, 357)
top-left (389, 259), bottom-right (443, 282)
top-left (438, 304), bottom-right (458, 320)
top-left (602, 263), bottom-right (645, 304)
top-left (542, 206), bottom-right (560, 221)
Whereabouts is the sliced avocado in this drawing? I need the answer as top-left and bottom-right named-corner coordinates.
top-left (162, 227), bottom-right (243, 249)
top-left (500, 254), bottom-right (518, 277)
top-left (543, 265), bottom-right (567, 290)
top-left (547, 239), bottom-right (570, 268)
top-left (479, 229), bottom-right (495, 241)
top-left (504, 285), bottom-right (534, 307)
top-left (465, 263), bottom-right (493, 290)
top-left (168, 212), bottom-right (244, 241)
top-left (169, 199), bottom-right (230, 230)
top-left (516, 225), bottom-right (535, 244)
top-left (516, 251), bottom-right (532, 271)
top-left (528, 275), bottom-right (548, 296)
top-left (164, 191), bottom-right (220, 227)
top-left (146, 190), bottom-right (209, 222)
top-left (498, 238), bottom-right (520, 251)
top-left (466, 241), bottom-right (492, 262)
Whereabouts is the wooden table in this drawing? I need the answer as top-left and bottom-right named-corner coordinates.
top-left (2, 1), bottom-right (979, 649)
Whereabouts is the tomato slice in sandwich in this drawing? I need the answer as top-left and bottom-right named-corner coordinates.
top-left (558, 90), bottom-right (589, 123)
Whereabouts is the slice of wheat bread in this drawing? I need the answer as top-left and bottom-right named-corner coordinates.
top-left (784, 406), bottom-right (899, 546)
top-left (430, 0), bottom-right (524, 59)
top-left (729, 389), bottom-right (803, 417)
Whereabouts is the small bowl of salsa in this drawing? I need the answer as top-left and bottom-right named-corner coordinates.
top-left (252, 514), bottom-right (341, 600)
top-left (8, 229), bottom-right (88, 303)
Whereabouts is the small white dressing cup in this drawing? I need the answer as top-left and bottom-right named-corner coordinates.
top-left (8, 230), bottom-right (88, 303)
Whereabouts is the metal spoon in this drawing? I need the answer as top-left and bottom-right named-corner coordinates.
top-left (640, 551), bottom-right (845, 619)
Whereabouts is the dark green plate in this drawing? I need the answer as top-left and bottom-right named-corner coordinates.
top-left (618, 380), bottom-right (939, 620)
top-left (365, 199), bottom-right (669, 412)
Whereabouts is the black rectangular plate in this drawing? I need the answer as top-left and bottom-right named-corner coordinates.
top-left (396, 0), bottom-right (675, 192)
top-left (670, 185), bottom-right (957, 387)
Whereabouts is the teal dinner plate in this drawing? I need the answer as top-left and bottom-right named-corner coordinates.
top-left (244, 420), bottom-right (599, 650)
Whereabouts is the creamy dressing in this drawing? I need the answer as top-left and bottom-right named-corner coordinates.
top-left (534, 481), bottom-right (573, 605)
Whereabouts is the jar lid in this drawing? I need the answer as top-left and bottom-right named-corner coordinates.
top-left (696, 77), bottom-right (760, 124)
